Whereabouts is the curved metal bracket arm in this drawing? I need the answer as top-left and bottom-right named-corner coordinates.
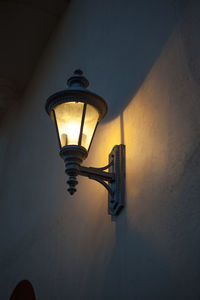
top-left (80, 144), bottom-right (125, 216)
top-left (79, 165), bottom-right (114, 197)
top-left (79, 164), bottom-right (114, 182)
top-left (87, 176), bottom-right (114, 197)
top-left (94, 161), bottom-right (114, 171)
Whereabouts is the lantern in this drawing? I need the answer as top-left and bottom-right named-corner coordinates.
top-left (45, 70), bottom-right (125, 216)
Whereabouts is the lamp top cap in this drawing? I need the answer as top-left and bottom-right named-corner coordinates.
top-left (67, 69), bottom-right (89, 88)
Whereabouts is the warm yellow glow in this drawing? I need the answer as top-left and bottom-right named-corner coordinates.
top-left (82, 104), bottom-right (99, 150)
top-left (54, 102), bottom-right (84, 147)
top-left (54, 102), bottom-right (99, 149)
top-left (60, 123), bottom-right (80, 145)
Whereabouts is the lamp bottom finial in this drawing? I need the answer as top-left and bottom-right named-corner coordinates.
top-left (67, 176), bottom-right (78, 195)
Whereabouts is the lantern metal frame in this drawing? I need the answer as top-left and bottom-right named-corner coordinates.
top-left (45, 70), bottom-right (125, 216)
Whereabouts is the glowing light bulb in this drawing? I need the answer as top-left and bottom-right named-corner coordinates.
top-left (60, 123), bottom-right (87, 146)
top-left (54, 102), bottom-right (99, 149)
top-left (65, 122), bottom-right (81, 145)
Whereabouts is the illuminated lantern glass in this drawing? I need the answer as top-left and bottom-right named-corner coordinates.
top-left (46, 70), bottom-right (107, 153)
top-left (53, 102), bottom-right (99, 150)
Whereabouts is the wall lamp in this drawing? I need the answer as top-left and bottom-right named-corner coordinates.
top-left (45, 70), bottom-right (125, 215)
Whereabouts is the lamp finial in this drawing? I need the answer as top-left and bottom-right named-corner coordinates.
top-left (67, 69), bottom-right (89, 88)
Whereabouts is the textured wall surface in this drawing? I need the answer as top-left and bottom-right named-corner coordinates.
top-left (1, 0), bottom-right (200, 299)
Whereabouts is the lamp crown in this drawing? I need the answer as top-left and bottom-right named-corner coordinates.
top-left (67, 69), bottom-right (89, 88)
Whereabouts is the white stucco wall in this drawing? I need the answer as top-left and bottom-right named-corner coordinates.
top-left (1, 0), bottom-right (200, 299)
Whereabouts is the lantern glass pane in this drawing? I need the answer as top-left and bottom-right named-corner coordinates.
top-left (81, 104), bottom-right (99, 150)
top-left (54, 102), bottom-right (84, 147)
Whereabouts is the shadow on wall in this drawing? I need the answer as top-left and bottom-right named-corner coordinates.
top-left (101, 225), bottom-right (179, 300)
top-left (79, 1), bottom-right (200, 298)
top-left (97, 140), bottom-right (200, 300)
top-left (78, 0), bottom-right (186, 122)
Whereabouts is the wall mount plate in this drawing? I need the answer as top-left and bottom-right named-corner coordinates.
top-left (108, 144), bottom-right (125, 216)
